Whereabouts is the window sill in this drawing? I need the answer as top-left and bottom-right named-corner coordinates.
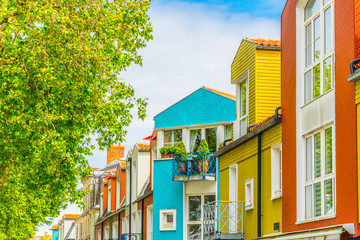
top-left (245, 205), bottom-right (253, 211)
top-left (296, 213), bottom-right (336, 225)
top-left (300, 88), bottom-right (334, 109)
top-left (270, 192), bottom-right (282, 200)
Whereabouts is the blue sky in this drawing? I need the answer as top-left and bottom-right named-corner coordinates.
top-left (36, 0), bottom-right (287, 236)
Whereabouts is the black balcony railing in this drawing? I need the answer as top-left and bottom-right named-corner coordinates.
top-left (172, 152), bottom-right (216, 182)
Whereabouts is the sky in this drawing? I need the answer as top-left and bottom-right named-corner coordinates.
top-left (36, 0), bottom-right (286, 236)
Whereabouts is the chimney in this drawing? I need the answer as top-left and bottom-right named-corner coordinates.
top-left (107, 143), bottom-right (125, 165)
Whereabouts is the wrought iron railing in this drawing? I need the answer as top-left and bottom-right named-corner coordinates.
top-left (119, 233), bottom-right (142, 240)
top-left (172, 152), bottom-right (216, 181)
top-left (203, 201), bottom-right (244, 240)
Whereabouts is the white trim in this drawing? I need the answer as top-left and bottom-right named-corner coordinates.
top-left (245, 178), bottom-right (254, 210)
top-left (271, 142), bottom-right (282, 200)
top-left (159, 209), bottom-right (177, 231)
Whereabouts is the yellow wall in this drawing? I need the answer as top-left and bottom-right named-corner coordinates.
top-left (255, 49), bottom-right (281, 122)
top-left (231, 40), bottom-right (257, 125)
top-left (219, 124), bottom-right (282, 240)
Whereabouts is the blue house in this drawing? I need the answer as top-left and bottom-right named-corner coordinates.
top-left (152, 86), bottom-right (236, 240)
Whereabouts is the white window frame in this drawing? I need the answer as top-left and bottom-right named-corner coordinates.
top-left (112, 222), bottom-right (118, 239)
top-left (303, 0), bottom-right (334, 105)
top-left (104, 226), bottom-right (109, 240)
top-left (232, 70), bottom-right (249, 139)
top-left (100, 192), bottom-right (104, 216)
top-left (147, 205), bottom-right (153, 240)
top-left (271, 142), bottom-right (282, 200)
top-left (245, 178), bottom-right (254, 210)
top-left (116, 177), bottom-right (121, 210)
top-left (159, 209), bottom-right (176, 231)
top-left (163, 129), bottom-right (182, 147)
top-left (108, 185), bottom-right (112, 212)
top-left (304, 124), bottom-right (335, 220)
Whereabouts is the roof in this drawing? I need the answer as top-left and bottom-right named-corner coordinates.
top-left (202, 86), bottom-right (236, 100)
top-left (120, 160), bottom-right (126, 169)
top-left (99, 162), bottom-right (118, 172)
top-left (246, 37), bottom-right (281, 47)
top-left (136, 142), bottom-right (150, 151)
top-left (154, 86), bottom-right (236, 129)
top-left (63, 214), bottom-right (81, 219)
top-left (249, 114), bottom-right (276, 131)
top-left (53, 225), bottom-right (59, 230)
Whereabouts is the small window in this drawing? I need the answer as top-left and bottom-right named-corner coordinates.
top-left (224, 124), bottom-right (233, 141)
top-left (164, 129), bottom-right (182, 146)
top-left (160, 209), bottom-right (176, 231)
top-left (245, 178), bottom-right (254, 210)
top-left (271, 143), bottom-right (282, 199)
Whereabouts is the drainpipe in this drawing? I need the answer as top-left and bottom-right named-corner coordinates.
top-left (128, 158), bottom-right (132, 236)
top-left (257, 133), bottom-right (262, 238)
top-left (101, 222), bottom-right (104, 240)
top-left (141, 198), bottom-right (144, 239)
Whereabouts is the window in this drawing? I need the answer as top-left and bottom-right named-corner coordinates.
top-left (187, 195), bottom-right (215, 239)
top-left (100, 193), bottom-right (104, 216)
top-left (305, 126), bottom-right (334, 219)
top-left (108, 185), bottom-right (112, 212)
top-left (116, 178), bottom-right (120, 210)
top-left (245, 178), bottom-right (254, 210)
top-left (239, 80), bottom-right (248, 136)
top-left (205, 128), bottom-right (217, 152)
top-left (159, 209), bottom-right (176, 231)
top-left (271, 143), bottom-right (282, 199)
top-left (98, 230), bottom-right (102, 240)
top-left (104, 226), bottom-right (109, 240)
top-left (147, 205), bottom-right (153, 240)
top-left (164, 129), bottom-right (182, 146)
top-left (304, 0), bottom-right (333, 104)
top-left (190, 129), bottom-right (201, 152)
top-left (112, 222), bottom-right (118, 239)
top-left (224, 124), bottom-right (232, 141)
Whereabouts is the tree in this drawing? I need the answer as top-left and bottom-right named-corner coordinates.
top-left (0, 0), bottom-right (152, 238)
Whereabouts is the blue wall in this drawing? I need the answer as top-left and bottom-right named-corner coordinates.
top-left (52, 229), bottom-right (58, 240)
top-left (153, 160), bottom-right (184, 240)
top-left (154, 88), bottom-right (236, 129)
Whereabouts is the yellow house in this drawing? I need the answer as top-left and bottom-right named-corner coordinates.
top-left (212, 38), bottom-right (282, 240)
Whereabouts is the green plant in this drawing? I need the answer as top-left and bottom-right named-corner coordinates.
top-left (159, 146), bottom-right (176, 155)
top-left (197, 139), bottom-right (210, 152)
top-left (174, 141), bottom-right (188, 161)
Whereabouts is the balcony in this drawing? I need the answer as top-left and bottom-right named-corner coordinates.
top-left (172, 152), bottom-right (217, 182)
top-left (203, 201), bottom-right (244, 240)
top-left (118, 233), bottom-right (142, 240)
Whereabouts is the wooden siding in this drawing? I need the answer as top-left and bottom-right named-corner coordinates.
top-left (231, 40), bottom-right (257, 125)
top-left (356, 80), bottom-right (360, 104)
top-left (219, 124), bottom-right (282, 240)
top-left (282, 0), bottom-right (359, 234)
top-left (255, 49), bottom-right (281, 123)
top-left (356, 0), bottom-right (360, 57)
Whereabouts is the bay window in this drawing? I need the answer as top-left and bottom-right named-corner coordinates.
top-left (304, 0), bottom-right (334, 104)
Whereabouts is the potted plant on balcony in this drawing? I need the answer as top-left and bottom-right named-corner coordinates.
top-left (174, 141), bottom-right (187, 175)
top-left (197, 139), bottom-right (210, 174)
top-left (159, 146), bottom-right (175, 158)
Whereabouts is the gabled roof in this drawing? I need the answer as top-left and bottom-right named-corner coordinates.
top-left (154, 86), bottom-right (236, 129)
top-left (246, 37), bottom-right (281, 47)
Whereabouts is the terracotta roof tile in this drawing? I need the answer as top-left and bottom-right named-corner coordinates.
top-left (246, 37), bottom-right (281, 47)
top-left (120, 160), bottom-right (126, 169)
top-left (63, 214), bottom-right (81, 219)
top-left (202, 86), bottom-right (236, 100)
top-left (249, 112), bottom-right (281, 132)
top-left (53, 225), bottom-right (59, 230)
top-left (111, 170), bottom-right (117, 177)
top-left (136, 143), bottom-right (150, 151)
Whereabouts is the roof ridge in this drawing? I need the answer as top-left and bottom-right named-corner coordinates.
top-left (202, 86), bottom-right (236, 101)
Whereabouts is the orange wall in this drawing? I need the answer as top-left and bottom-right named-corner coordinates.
top-left (121, 169), bottom-right (126, 200)
top-left (356, 0), bottom-right (360, 57)
top-left (282, 0), bottom-right (359, 234)
top-left (111, 177), bottom-right (116, 211)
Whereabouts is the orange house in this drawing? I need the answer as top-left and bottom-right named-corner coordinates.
top-left (279, 0), bottom-right (360, 239)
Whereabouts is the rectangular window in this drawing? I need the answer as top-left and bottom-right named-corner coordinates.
top-left (304, 0), bottom-right (334, 104)
top-left (190, 129), bottom-right (201, 152)
top-left (205, 128), bottom-right (217, 152)
top-left (239, 80), bottom-right (248, 137)
top-left (245, 178), bottom-right (254, 210)
top-left (164, 129), bottom-right (182, 147)
top-left (304, 126), bottom-right (334, 219)
top-left (224, 124), bottom-right (233, 141)
top-left (108, 186), bottom-right (112, 212)
top-left (160, 209), bottom-right (176, 231)
top-left (271, 143), bottom-right (282, 199)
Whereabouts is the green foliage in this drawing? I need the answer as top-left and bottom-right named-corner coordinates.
top-left (174, 141), bottom-right (187, 161)
top-left (159, 146), bottom-right (175, 155)
top-left (197, 139), bottom-right (209, 152)
top-left (0, 0), bottom-right (152, 239)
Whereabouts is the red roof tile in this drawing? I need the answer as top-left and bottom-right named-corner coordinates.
top-left (247, 37), bottom-right (281, 47)
top-left (136, 143), bottom-right (150, 151)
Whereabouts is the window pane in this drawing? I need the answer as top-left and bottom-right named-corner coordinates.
top-left (306, 46), bottom-right (312, 67)
top-left (305, 70), bottom-right (312, 103)
top-left (240, 117), bottom-right (247, 137)
top-left (189, 196), bottom-right (201, 221)
top-left (205, 128), bottom-right (217, 152)
top-left (325, 127), bottom-right (333, 174)
top-left (314, 182), bottom-right (321, 217)
top-left (205, 195), bottom-right (216, 204)
top-left (314, 133), bottom-right (321, 178)
top-left (305, 185), bottom-right (313, 219)
top-left (164, 130), bottom-right (172, 147)
top-left (313, 64), bottom-right (320, 98)
top-left (314, 39), bottom-right (320, 62)
top-left (323, 57), bottom-right (332, 93)
top-left (305, 0), bottom-right (320, 21)
top-left (314, 16), bottom-right (320, 39)
top-left (324, 179), bottom-right (334, 215)
top-left (305, 23), bottom-right (312, 46)
top-left (190, 130), bottom-right (201, 152)
top-left (241, 82), bottom-right (247, 117)
top-left (188, 224), bottom-right (201, 240)
top-left (224, 125), bottom-right (232, 140)
top-left (324, 7), bottom-right (332, 53)
top-left (305, 24), bottom-right (312, 67)
top-left (174, 129), bottom-right (182, 145)
top-left (306, 137), bottom-right (312, 181)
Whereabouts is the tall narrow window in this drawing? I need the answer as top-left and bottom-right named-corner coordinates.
top-left (271, 143), bottom-right (282, 199)
top-left (304, 0), bottom-right (334, 104)
top-left (304, 126), bottom-right (334, 219)
top-left (205, 128), bottom-right (217, 152)
top-left (190, 129), bottom-right (201, 152)
top-left (224, 124), bottom-right (233, 141)
top-left (239, 80), bottom-right (248, 137)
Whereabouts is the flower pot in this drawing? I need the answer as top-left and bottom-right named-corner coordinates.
top-left (161, 153), bottom-right (173, 159)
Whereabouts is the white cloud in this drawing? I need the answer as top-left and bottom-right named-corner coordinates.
top-left (36, 0), bottom-right (281, 236)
